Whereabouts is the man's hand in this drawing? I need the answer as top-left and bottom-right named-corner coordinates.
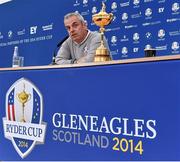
top-left (76, 55), bottom-right (87, 63)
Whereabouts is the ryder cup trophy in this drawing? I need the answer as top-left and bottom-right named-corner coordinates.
top-left (92, 2), bottom-right (113, 62)
top-left (17, 84), bottom-right (31, 122)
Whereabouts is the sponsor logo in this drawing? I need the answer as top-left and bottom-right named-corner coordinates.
top-left (125, 25), bottom-right (138, 29)
top-left (166, 18), bottom-right (180, 23)
top-left (145, 8), bottom-right (152, 17)
top-left (102, 0), bottom-right (107, 2)
top-left (133, 47), bottom-right (139, 53)
top-left (133, 33), bottom-right (140, 42)
top-left (158, 7), bottom-right (165, 13)
top-left (3, 78), bottom-right (46, 158)
top-left (158, 0), bottom-right (166, 3)
top-left (131, 12), bottom-right (142, 19)
top-left (92, 6), bottom-right (97, 14)
top-left (169, 30), bottom-right (180, 37)
top-left (120, 1), bottom-right (130, 7)
top-left (73, 0), bottom-right (80, 6)
top-left (122, 12), bottom-right (128, 21)
top-left (106, 27), bottom-right (120, 32)
top-left (111, 35), bottom-right (117, 44)
top-left (80, 10), bottom-right (90, 16)
top-left (8, 30), bottom-right (13, 39)
top-left (172, 41), bottom-right (180, 51)
top-left (42, 23), bottom-right (53, 31)
top-left (133, 0), bottom-right (140, 5)
top-left (0, 32), bottom-right (4, 39)
top-left (17, 29), bottom-right (25, 36)
top-left (144, 0), bottom-right (153, 2)
top-left (172, 3), bottom-right (179, 12)
top-left (120, 35), bottom-right (129, 42)
top-left (122, 47), bottom-right (128, 55)
top-left (121, 47), bottom-right (128, 57)
top-left (158, 29), bottom-right (165, 39)
top-left (110, 49), bottom-right (119, 55)
top-left (155, 45), bottom-right (167, 51)
top-left (112, 15), bottom-right (117, 22)
top-left (111, 2), bottom-right (117, 10)
top-left (83, 0), bottom-right (88, 5)
top-left (30, 26), bottom-right (37, 35)
top-left (142, 21), bottom-right (161, 26)
top-left (146, 32), bottom-right (152, 39)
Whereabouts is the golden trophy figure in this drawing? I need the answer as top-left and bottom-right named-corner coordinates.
top-left (17, 84), bottom-right (31, 122)
top-left (92, 2), bottom-right (113, 62)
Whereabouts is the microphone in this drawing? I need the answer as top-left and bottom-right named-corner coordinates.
top-left (51, 36), bottom-right (69, 65)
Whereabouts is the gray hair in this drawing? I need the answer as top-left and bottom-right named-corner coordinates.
top-left (64, 12), bottom-right (86, 23)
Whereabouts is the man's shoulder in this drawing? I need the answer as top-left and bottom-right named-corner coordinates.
top-left (88, 31), bottom-right (101, 40)
top-left (89, 31), bottom-right (100, 37)
top-left (63, 36), bottom-right (73, 46)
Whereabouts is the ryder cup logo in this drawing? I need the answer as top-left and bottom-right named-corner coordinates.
top-left (145, 8), bottom-right (152, 17)
top-left (172, 42), bottom-right (179, 51)
top-left (111, 2), bottom-right (117, 10)
top-left (122, 13), bottom-right (128, 21)
top-left (133, 0), bottom-right (140, 5)
top-left (92, 6), bottom-right (97, 14)
top-left (172, 3), bottom-right (179, 12)
top-left (111, 36), bottom-right (117, 44)
top-left (133, 33), bottom-right (140, 41)
top-left (158, 29), bottom-right (165, 39)
top-left (83, 0), bottom-right (88, 5)
top-left (122, 47), bottom-right (128, 55)
top-left (3, 78), bottom-right (46, 158)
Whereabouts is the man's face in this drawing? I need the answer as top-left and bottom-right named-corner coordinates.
top-left (64, 15), bottom-right (88, 44)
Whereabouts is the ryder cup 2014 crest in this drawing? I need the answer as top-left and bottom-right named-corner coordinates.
top-left (3, 78), bottom-right (46, 158)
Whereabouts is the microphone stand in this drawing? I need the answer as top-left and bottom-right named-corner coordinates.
top-left (51, 36), bottom-right (69, 65)
top-left (51, 50), bottom-right (57, 65)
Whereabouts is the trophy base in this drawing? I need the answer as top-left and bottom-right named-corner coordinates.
top-left (94, 45), bottom-right (111, 62)
top-left (21, 118), bottom-right (26, 123)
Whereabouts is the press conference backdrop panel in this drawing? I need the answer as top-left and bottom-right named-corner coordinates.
top-left (0, 0), bottom-right (179, 67)
top-left (0, 59), bottom-right (180, 160)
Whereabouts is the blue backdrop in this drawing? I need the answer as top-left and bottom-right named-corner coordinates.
top-left (0, 0), bottom-right (179, 67)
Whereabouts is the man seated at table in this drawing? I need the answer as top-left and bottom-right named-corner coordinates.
top-left (55, 12), bottom-right (110, 64)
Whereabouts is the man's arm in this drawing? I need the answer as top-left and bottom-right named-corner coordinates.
top-left (77, 33), bottom-right (111, 63)
top-left (55, 41), bottom-right (75, 64)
